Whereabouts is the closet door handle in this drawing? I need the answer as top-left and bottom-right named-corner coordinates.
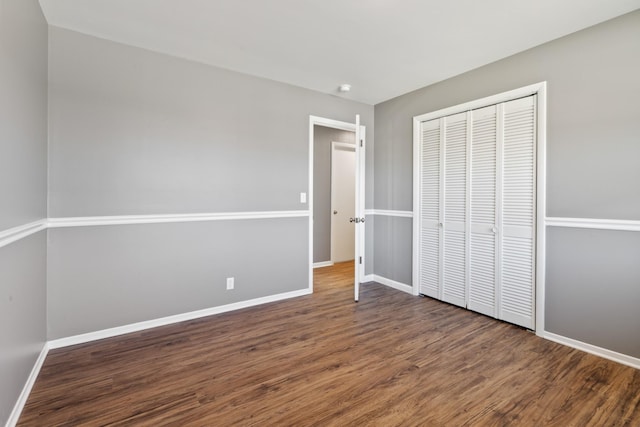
top-left (491, 226), bottom-right (498, 234)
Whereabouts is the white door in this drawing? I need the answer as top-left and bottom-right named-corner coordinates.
top-left (418, 118), bottom-right (441, 298)
top-left (468, 104), bottom-right (498, 317)
top-left (442, 112), bottom-right (468, 308)
top-left (499, 96), bottom-right (536, 329)
top-left (354, 114), bottom-right (365, 302)
top-left (331, 142), bottom-right (356, 263)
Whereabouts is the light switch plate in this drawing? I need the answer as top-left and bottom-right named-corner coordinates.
top-left (300, 192), bottom-right (307, 203)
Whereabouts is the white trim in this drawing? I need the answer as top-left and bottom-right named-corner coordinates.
top-left (414, 82), bottom-right (547, 123)
top-left (6, 343), bottom-right (49, 427)
top-left (313, 261), bottom-right (334, 268)
top-left (47, 210), bottom-right (309, 228)
top-left (0, 220), bottom-right (47, 249)
top-left (1, 212), bottom-right (313, 248)
top-left (412, 113), bottom-right (421, 297)
top-left (545, 217), bottom-right (640, 232)
top-left (363, 274), bottom-right (374, 282)
top-left (369, 275), bottom-right (413, 295)
top-left (48, 288), bottom-right (311, 349)
top-left (309, 115), bottom-right (357, 132)
top-left (364, 209), bottom-right (413, 218)
top-left (542, 331), bottom-right (640, 370)
top-left (535, 84), bottom-right (547, 335)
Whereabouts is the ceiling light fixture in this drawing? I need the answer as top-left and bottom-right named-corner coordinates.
top-left (338, 84), bottom-right (351, 93)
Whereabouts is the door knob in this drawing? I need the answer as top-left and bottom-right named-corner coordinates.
top-left (349, 218), bottom-right (355, 223)
top-left (491, 226), bottom-right (498, 233)
top-left (333, 210), bottom-right (338, 215)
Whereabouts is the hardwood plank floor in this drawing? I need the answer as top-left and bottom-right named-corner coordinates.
top-left (19, 262), bottom-right (640, 426)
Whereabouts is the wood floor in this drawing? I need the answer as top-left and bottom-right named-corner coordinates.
top-left (19, 262), bottom-right (640, 426)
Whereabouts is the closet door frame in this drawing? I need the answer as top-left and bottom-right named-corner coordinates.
top-left (412, 82), bottom-right (547, 334)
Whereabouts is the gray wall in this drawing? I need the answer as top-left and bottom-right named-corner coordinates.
top-left (0, 0), bottom-right (48, 424)
top-left (373, 215), bottom-right (412, 285)
top-left (546, 227), bottom-right (640, 358)
top-left (0, 234), bottom-right (47, 423)
top-left (373, 11), bottom-right (640, 357)
top-left (48, 27), bottom-right (374, 217)
top-left (313, 125), bottom-right (355, 263)
top-left (47, 219), bottom-right (308, 339)
top-left (47, 27), bottom-right (374, 339)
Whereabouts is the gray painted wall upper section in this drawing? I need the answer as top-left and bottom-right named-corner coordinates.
top-left (313, 125), bottom-right (355, 263)
top-left (47, 218), bottom-right (308, 339)
top-left (0, 0), bottom-right (48, 230)
top-left (374, 10), bottom-right (640, 219)
top-left (546, 227), bottom-right (640, 358)
top-left (48, 27), bottom-right (373, 217)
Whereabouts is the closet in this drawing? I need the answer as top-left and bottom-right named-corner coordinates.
top-left (414, 95), bottom-right (537, 329)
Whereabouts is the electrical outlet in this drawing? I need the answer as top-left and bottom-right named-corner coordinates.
top-left (300, 192), bottom-right (307, 203)
top-left (226, 277), bottom-right (234, 290)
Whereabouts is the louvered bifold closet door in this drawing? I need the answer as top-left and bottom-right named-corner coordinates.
top-left (442, 113), bottom-right (467, 307)
top-left (419, 119), bottom-right (441, 298)
top-left (468, 105), bottom-right (498, 317)
top-left (499, 96), bottom-right (536, 329)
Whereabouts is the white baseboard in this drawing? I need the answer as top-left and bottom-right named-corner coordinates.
top-left (6, 343), bottom-right (49, 427)
top-left (48, 288), bottom-right (312, 349)
top-left (313, 261), bottom-right (334, 268)
top-left (362, 274), bottom-right (374, 282)
top-left (542, 331), bottom-right (640, 370)
top-left (367, 274), bottom-right (413, 295)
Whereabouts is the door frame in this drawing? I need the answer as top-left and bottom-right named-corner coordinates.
top-left (412, 82), bottom-right (547, 334)
top-left (330, 141), bottom-right (357, 264)
top-left (308, 115), bottom-right (366, 293)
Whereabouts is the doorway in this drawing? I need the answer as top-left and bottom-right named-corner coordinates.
top-left (308, 116), bottom-right (365, 298)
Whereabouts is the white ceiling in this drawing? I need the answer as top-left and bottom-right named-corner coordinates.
top-left (38, 0), bottom-right (640, 105)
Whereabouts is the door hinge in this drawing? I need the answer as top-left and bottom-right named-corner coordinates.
top-left (360, 139), bottom-right (363, 147)
top-left (359, 256), bottom-right (363, 264)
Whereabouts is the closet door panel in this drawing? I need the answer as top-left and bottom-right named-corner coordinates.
top-left (468, 105), bottom-right (498, 317)
top-left (442, 113), bottom-right (467, 307)
top-left (419, 119), bottom-right (441, 298)
top-left (500, 96), bottom-right (536, 329)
